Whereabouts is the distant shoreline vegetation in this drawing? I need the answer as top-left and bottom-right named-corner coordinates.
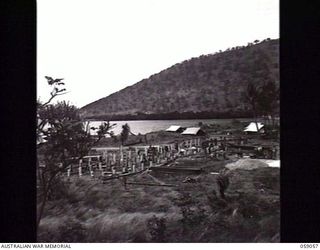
top-left (82, 110), bottom-right (255, 121)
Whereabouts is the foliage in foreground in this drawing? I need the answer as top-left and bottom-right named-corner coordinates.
top-left (38, 167), bottom-right (279, 243)
top-left (37, 76), bottom-right (115, 229)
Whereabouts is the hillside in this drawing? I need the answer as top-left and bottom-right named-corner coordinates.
top-left (80, 38), bottom-right (279, 120)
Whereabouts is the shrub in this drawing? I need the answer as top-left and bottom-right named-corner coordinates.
top-left (173, 192), bottom-right (207, 236)
top-left (57, 219), bottom-right (86, 242)
top-left (38, 218), bottom-right (86, 243)
top-left (46, 175), bottom-right (70, 201)
top-left (206, 189), bottom-right (229, 212)
top-left (216, 173), bottom-right (230, 199)
top-left (231, 119), bottom-right (241, 125)
top-left (146, 215), bottom-right (167, 242)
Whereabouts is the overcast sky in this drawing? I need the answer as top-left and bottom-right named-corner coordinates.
top-left (37, 0), bottom-right (279, 108)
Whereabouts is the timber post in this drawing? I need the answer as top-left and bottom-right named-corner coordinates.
top-left (78, 159), bottom-right (82, 177)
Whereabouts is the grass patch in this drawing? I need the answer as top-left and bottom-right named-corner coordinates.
top-left (38, 162), bottom-right (279, 242)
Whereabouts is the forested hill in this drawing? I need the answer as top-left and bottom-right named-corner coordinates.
top-left (80, 38), bottom-right (279, 120)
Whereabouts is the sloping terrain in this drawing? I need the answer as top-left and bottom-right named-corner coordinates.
top-left (38, 161), bottom-right (279, 242)
top-left (80, 39), bottom-right (279, 120)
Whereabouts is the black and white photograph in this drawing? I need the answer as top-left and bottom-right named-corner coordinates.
top-left (36, 0), bottom-right (280, 243)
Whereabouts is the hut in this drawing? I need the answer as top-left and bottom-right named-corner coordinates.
top-left (165, 125), bottom-right (185, 133)
top-left (181, 127), bottom-right (206, 136)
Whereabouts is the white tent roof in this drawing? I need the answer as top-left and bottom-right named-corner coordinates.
top-left (244, 122), bottom-right (264, 132)
top-left (165, 125), bottom-right (181, 132)
top-left (181, 127), bottom-right (202, 135)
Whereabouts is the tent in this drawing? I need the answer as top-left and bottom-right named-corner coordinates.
top-left (244, 122), bottom-right (264, 133)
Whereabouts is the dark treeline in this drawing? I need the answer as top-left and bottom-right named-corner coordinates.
top-left (84, 110), bottom-right (254, 121)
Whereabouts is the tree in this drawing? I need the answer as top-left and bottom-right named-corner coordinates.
top-left (37, 77), bottom-right (67, 145)
top-left (120, 123), bottom-right (130, 146)
top-left (243, 82), bottom-right (261, 132)
top-left (37, 77), bottom-right (114, 230)
top-left (257, 80), bottom-right (279, 126)
top-left (242, 48), bottom-right (275, 132)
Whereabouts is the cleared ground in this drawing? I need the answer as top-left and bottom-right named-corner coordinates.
top-left (38, 155), bottom-right (279, 242)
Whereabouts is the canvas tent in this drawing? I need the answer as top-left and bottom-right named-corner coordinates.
top-left (165, 125), bottom-right (184, 133)
top-left (244, 122), bottom-right (264, 133)
top-left (181, 127), bottom-right (206, 136)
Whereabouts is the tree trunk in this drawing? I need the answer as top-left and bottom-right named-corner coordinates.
top-left (271, 115), bottom-right (275, 127)
top-left (252, 104), bottom-right (259, 133)
top-left (36, 181), bottom-right (48, 230)
top-left (36, 172), bottom-right (57, 231)
top-left (145, 134), bottom-right (148, 144)
top-left (219, 188), bottom-right (225, 199)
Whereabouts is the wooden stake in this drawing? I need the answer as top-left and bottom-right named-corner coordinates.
top-left (120, 146), bottom-right (123, 163)
top-left (78, 159), bottom-right (82, 177)
top-left (113, 153), bottom-right (116, 164)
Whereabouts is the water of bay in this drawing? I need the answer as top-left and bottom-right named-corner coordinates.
top-left (88, 118), bottom-right (254, 135)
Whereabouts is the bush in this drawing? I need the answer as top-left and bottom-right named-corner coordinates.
top-left (38, 218), bottom-right (86, 242)
top-left (216, 173), bottom-right (230, 199)
top-left (173, 192), bottom-right (207, 236)
top-left (206, 189), bottom-right (229, 212)
top-left (47, 175), bottom-right (69, 201)
top-left (146, 215), bottom-right (167, 242)
top-left (57, 219), bottom-right (86, 242)
top-left (231, 119), bottom-right (241, 126)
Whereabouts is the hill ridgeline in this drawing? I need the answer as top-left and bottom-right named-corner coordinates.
top-left (80, 38), bottom-right (279, 120)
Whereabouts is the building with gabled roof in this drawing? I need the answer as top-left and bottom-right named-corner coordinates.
top-left (181, 127), bottom-right (206, 136)
top-left (165, 125), bottom-right (185, 133)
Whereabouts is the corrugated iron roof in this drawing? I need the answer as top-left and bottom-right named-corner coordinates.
top-left (165, 125), bottom-right (181, 132)
top-left (181, 127), bottom-right (201, 135)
